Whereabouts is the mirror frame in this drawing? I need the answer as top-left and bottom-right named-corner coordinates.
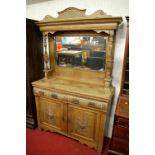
top-left (36, 7), bottom-right (122, 81)
top-left (52, 31), bottom-right (108, 72)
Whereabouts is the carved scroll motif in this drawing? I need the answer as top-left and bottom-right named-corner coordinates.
top-left (75, 115), bottom-right (88, 134)
top-left (94, 30), bottom-right (110, 34)
top-left (46, 104), bottom-right (56, 125)
top-left (42, 15), bottom-right (56, 21)
top-left (58, 7), bottom-right (86, 19)
top-left (41, 7), bottom-right (112, 21)
top-left (89, 10), bottom-right (111, 17)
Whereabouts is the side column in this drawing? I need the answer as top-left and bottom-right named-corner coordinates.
top-left (43, 32), bottom-right (50, 79)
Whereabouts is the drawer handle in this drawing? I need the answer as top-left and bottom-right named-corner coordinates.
top-left (125, 102), bottom-right (128, 105)
top-left (51, 94), bottom-right (58, 99)
top-left (39, 91), bottom-right (44, 96)
top-left (88, 102), bottom-right (96, 107)
top-left (72, 99), bottom-right (79, 104)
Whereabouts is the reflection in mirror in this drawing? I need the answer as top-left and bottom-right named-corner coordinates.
top-left (55, 35), bottom-right (107, 71)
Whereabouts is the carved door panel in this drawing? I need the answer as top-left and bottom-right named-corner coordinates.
top-left (68, 105), bottom-right (100, 143)
top-left (38, 97), bottom-right (66, 132)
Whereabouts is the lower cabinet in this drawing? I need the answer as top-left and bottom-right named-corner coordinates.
top-left (68, 105), bottom-right (101, 148)
top-left (35, 95), bottom-right (108, 155)
top-left (37, 97), bottom-right (67, 133)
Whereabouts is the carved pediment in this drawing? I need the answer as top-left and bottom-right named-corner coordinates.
top-left (89, 10), bottom-right (111, 17)
top-left (38, 7), bottom-right (123, 31)
top-left (58, 7), bottom-right (86, 19)
top-left (41, 7), bottom-right (112, 21)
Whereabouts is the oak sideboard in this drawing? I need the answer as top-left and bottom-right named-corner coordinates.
top-left (32, 7), bottom-right (122, 155)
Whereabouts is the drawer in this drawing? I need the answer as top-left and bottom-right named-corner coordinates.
top-left (116, 97), bottom-right (129, 118)
top-left (119, 97), bottom-right (129, 105)
top-left (111, 137), bottom-right (129, 154)
top-left (113, 126), bottom-right (129, 139)
top-left (33, 87), bottom-right (107, 111)
top-left (115, 117), bottom-right (129, 128)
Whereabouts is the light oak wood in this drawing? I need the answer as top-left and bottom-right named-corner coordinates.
top-left (38, 7), bottom-right (122, 84)
top-left (32, 77), bottom-right (114, 101)
top-left (32, 7), bottom-right (122, 155)
top-left (97, 113), bottom-right (106, 155)
top-left (35, 96), bottom-right (41, 130)
top-left (68, 105), bottom-right (100, 145)
top-left (48, 33), bottom-right (55, 69)
top-left (39, 97), bottom-right (66, 132)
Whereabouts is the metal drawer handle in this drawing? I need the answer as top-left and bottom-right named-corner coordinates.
top-left (51, 94), bottom-right (58, 99)
top-left (39, 91), bottom-right (44, 96)
top-left (88, 102), bottom-right (95, 107)
top-left (72, 99), bottom-right (79, 104)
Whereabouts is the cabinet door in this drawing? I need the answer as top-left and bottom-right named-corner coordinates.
top-left (68, 105), bottom-right (100, 145)
top-left (38, 97), bottom-right (66, 132)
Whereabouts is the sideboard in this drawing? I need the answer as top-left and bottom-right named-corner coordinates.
top-left (32, 7), bottom-right (122, 155)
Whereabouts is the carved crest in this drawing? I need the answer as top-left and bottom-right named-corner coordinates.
top-left (58, 7), bottom-right (86, 19)
top-left (89, 10), bottom-right (111, 17)
top-left (41, 7), bottom-right (111, 21)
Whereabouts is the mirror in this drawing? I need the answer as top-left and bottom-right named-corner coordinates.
top-left (54, 35), bottom-right (108, 71)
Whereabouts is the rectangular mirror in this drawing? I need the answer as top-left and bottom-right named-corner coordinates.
top-left (54, 35), bottom-right (108, 72)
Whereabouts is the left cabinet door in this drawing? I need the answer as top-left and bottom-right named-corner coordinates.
top-left (36, 97), bottom-right (67, 133)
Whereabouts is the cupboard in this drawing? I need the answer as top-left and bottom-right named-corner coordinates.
top-left (32, 7), bottom-right (122, 155)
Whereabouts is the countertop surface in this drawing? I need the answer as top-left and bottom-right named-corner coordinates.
top-left (32, 77), bottom-right (114, 101)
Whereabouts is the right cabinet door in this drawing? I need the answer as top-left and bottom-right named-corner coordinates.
top-left (68, 105), bottom-right (101, 148)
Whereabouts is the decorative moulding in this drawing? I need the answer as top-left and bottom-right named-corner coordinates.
top-left (93, 30), bottom-right (110, 34)
top-left (38, 7), bottom-right (122, 32)
top-left (41, 7), bottom-right (112, 21)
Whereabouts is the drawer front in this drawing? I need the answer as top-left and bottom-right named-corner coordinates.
top-left (33, 87), bottom-right (107, 111)
top-left (115, 117), bottom-right (129, 128)
top-left (116, 97), bottom-right (129, 118)
top-left (113, 126), bottom-right (129, 139)
top-left (111, 137), bottom-right (129, 154)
